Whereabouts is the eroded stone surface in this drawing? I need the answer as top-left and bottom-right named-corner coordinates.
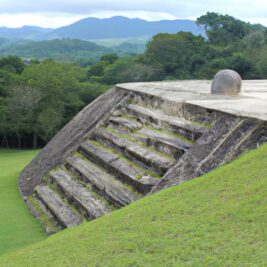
top-left (108, 116), bottom-right (142, 131)
top-left (94, 128), bottom-right (175, 174)
top-left (127, 104), bottom-right (206, 141)
top-left (132, 128), bottom-right (191, 158)
top-left (51, 169), bottom-right (111, 219)
top-left (26, 196), bottom-right (60, 234)
top-left (138, 127), bottom-right (192, 150)
top-left (80, 141), bottom-right (158, 194)
top-left (35, 185), bottom-right (82, 228)
top-left (66, 154), bottom-right (138, 207)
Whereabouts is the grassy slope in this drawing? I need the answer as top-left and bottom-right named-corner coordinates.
top-left (1, 144), bottom-right (267, 266)
top-left (0, 150), bottom-right (47, 256)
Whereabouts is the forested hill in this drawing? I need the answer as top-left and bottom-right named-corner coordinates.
top-left (0, 39), bottom-right (112, 63)
top-left (0, 17), bottom-right (204, 41)
top-left (45, 16), bottom-right (205, 40)
top-left (0, 26), bottom-right (52, 40)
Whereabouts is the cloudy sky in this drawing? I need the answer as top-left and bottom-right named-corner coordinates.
top-left (0, 0), bottom-right (266, 28)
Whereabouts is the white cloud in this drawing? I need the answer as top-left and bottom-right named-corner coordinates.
top-left (0, 0), bottom-right (266, 15)
top-left (0, 0), bottom-right (266, 28)
top-left (243, 17), bottom-right (267, 27)
top-left (0, 13), bottom-right (88, 28)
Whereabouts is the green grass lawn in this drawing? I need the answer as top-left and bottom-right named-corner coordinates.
top-left (0, 144), bottom-right (266, 266)
top-left (0, 149), bottom-right (47, 256)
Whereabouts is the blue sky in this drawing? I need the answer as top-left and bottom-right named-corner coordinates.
top-left (0, 0), bottom-right (266, 28)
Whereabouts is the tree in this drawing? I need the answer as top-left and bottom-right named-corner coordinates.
top-left (100, 54), bottom-right (119, 64)
top-left (6, 85), bottom-right (43, 148)
top-left (228, 53), bottom-right (258, 79)
top-left (88, 61), bottom-right (108, 77)
top-left (243, 30), bottom-right (266, 49)
top-left (143, 32), bottom-right (208, 78)
top-left (36, 107), bottom-right (63, 142)
top-left (102, 57), bottom-right (162, 84)
top-left (197, 12), bottom-right (263, 46)
top-left (0, 69), bottom-right (18, 96)
top-left (78, 82), bottom-right (109, 104)
top-left (198, 58), bottom-right (229, 79)
top-left (15, 60), bottom-right (86, 146)
top-left (0, 97), bottom-right (10, 147)
top-left (0, 56), bottom-right (25, 74)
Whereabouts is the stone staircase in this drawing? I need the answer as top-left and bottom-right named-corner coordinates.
top-left (26, 95), bottom-right (209, 233)
top-left (22, 82), bottom-right (267, 234)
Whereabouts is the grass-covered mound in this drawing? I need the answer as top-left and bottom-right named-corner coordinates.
top-left (0, 150), bottom-right (46, 256)
top-left (1, 144), bottom-right (267, 266)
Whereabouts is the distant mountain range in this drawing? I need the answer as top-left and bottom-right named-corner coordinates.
top-left (0, 16), bottom-right (204, 41)
top-left (0, 26), bottom-right (52, 40)
top-left (0, 17), bottom-right (205, 63)
top-left (45, 16), bottom-right (205, 40)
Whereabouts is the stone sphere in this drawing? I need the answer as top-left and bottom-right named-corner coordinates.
top-left (211, 69), bottom-right (242, 95)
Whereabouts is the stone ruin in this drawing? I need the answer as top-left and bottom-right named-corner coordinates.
top-left (211, 69), bottom-right (242, 95)
top-left (19, 71), bottom-right (267, 233)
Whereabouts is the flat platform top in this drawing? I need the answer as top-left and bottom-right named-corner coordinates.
top-left (117, 80), bottom-right (267, 121)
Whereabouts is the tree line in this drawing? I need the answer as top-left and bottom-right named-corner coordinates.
top-left (1, 12), bottom-right (266, 148)
top-left (87, 13), bottom-right (267, 84)
top-left (0, 57), bottom-right (108, 148)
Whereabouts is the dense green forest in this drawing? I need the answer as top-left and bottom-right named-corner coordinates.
top-left (0, 39), bottom-right (112, 65)
top-left (0, 39), bottom-right (147, 65)
top-left (0, 13), bottom-right (266, 148)
top-left (0, 57), bottom-right (109, 148)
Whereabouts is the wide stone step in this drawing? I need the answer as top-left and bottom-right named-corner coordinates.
top-left (135, 127), bottom-right (192, 158)
top-left (126, 104), bottom-right (207, 141)
top-left (50, 169), bottom-right (111, 220)
top-left (107, 116), bottom-right (143, 132)
top-left (79, 141), bottom-right (159, 194)
top-left (66, 154), bottom-right (139, 206)
top-left (26, 196), bottom-right (61, 234)
top-left (93, 128), bottom-right (175, 174)
top-left (35, 185), bottom-right (82, 228)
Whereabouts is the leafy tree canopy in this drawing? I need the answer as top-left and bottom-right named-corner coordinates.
top-left (197, 12), bottom-right (264, 45)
